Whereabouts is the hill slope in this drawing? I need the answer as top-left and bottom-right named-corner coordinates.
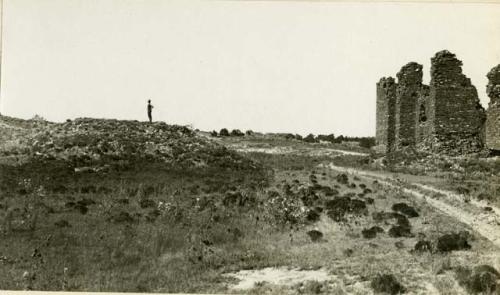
top-left (0, 116), bottom-right (257, 171)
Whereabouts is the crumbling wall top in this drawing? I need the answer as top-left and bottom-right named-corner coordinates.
top-left (377, 77), bottom-right (396, 88)
top-left (487, 64), bottom-right (500, 104)
top-left (430, 50), bottom-right (471, 87)
top-left (396, 62), bottom-right (423, 86)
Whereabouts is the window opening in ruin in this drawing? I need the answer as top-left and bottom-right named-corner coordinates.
top-left (419, 104), bottom-right (427, 123)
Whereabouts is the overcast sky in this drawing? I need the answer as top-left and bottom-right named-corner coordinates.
top-left (2, 1), bottom-right (500, 136)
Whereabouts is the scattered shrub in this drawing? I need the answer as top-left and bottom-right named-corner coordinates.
top-left (139, 198), bottom-right (156, 209)
top-left (325, 196), bottom-right (367, 222)
top-left (391, 203), bottom-right (419, 218)
top-left (336, 173), bottom-right (349, 185)
top-left (316, 134), bottom-right (335, 143)
top-left (388, 225), bottom-right (413, 238)
top-left (108, 211), bottom-right (136, 223)
top-left (370, 274), bottom-right (406, 295)
top-left (455, 265), bottom-right (499, 294)
top-left (362, 226), bottom-right (384, 239)
top-left (54, 219), bottom-right (71, 228)
top-left (359, 137), bottom-right (376, 149)
top-left (303, 134), bottom-right (317, 143)
top-left (219, 128), bottom-right (229, 136)
top-left (413, 240), bottom-right (432, 252)
top-left (306, 208), bottom-right (321, 223)
top-left (437, 232), bottom-right (471, 252)
top-left (307, 230), bottom-right (324, 242)
top-left (230, 129), bottom-right (244, 137)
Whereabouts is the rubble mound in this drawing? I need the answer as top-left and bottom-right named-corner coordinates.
top-left (0, 116), bottom-right (257, 170)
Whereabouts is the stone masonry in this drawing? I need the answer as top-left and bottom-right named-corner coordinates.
top-left (375, 50), bottom-right (496, 155)
top-left (394, 62), bottom-right (423, 149)
top-left (375, 77), bottom-right (396, 153)
top-left (485, 64), bottom-right (500, 150)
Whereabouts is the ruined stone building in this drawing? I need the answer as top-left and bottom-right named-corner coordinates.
top-left (375, 50), bottom-right (500, 155)
top-left (485, 65), bottom-right (500, 150)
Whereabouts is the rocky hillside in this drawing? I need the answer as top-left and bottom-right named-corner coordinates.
top-left (0, 115), bottom-right (257, 171)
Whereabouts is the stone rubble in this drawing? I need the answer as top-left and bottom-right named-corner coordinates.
top-left (0, 116), bottom-right (256, 170)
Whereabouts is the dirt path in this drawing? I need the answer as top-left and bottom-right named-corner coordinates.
top-left (232, 144), bottom-right (500, 249)
top-left (230, 144), bottom-right (369, 157)
top-left (324, 163), bottom-right (500, 248)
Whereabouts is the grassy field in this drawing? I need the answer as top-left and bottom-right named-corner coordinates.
top-left (1, 118), bottom-right (499, 293)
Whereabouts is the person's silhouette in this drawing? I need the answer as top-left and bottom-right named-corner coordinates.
top-left (147, 100), bottom-right (154, 122)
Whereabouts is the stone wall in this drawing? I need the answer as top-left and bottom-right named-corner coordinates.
top-left (375, 50), bottom-right (492, 155)
top-left (416, 84), bottom-right (432, 148)
top-left (394, 62), bottom-right (423, 148)
top-left (485, 64), bottom-right (500, 150)
top-left (428, 51), bottom-right (485, 154)
top-left (375, 77), bottom-right (397, 153)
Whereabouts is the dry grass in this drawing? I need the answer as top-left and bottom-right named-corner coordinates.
top-left (1, 135), bottom-right (499, 293)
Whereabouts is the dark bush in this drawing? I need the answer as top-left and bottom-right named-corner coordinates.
top-left (455, 265), bottom-right (499, 294)
top-left (371, 274), bottom-right (406, 295)
top-left (336, 173), bottom-right (349, 185)
top-left (303, 133), bottom-right (317, 143)
top-left (230, 129), bottom-right (244, 136)
top-left (80, 185), bottom-right (97, 194)
top-left (306, 208), bottom-right (321, 223)
top-left (316, 134), bottom-right (336, 143)
top-left (245, 130), bottom-right (254, 136)
top-left (54, 219), bottom-right (71, 228)
top-left (325, 196), bottom-right (367, 222)
top-left (51, 185), bottom-right (68, 194)
top-left (362, 226), bottom-right (384, 239)
top-left (318, 185), bottom-right (338, 196)
top-left (139, 198), bottom-right (156, 209)
top-left (373, 211), bottom-right (410, 228)
top-left (437, 232), bottom-right (471, 252)
top-left (413, 240), bottom-right (432, 252)
top-left (388, 225), bottom-right (413, 238)
top-left (307, 230), bottom-right (324, 242)
top-left (359, 137), bottom-right (376, 149)
top-left (392, 203), bottom-right (419, 218)
top-left (210, 130), bottom-right (218, 137)
top-left (219, 128), bottom-right (230, 136)
top-left (108, 211), bottom-right (136, 223)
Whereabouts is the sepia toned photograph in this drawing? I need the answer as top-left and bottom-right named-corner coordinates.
top-left (1, 0), bottom-right (500, 294)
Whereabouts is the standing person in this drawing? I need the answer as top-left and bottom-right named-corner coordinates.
top-left (147, 99), bottom-right (154, 122)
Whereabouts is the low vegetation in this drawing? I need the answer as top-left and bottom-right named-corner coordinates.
top-left (1, 116), bottom-right (498, 293)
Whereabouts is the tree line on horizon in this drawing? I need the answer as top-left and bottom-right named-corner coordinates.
top-left (210, 128), bottom-right (375, 149)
